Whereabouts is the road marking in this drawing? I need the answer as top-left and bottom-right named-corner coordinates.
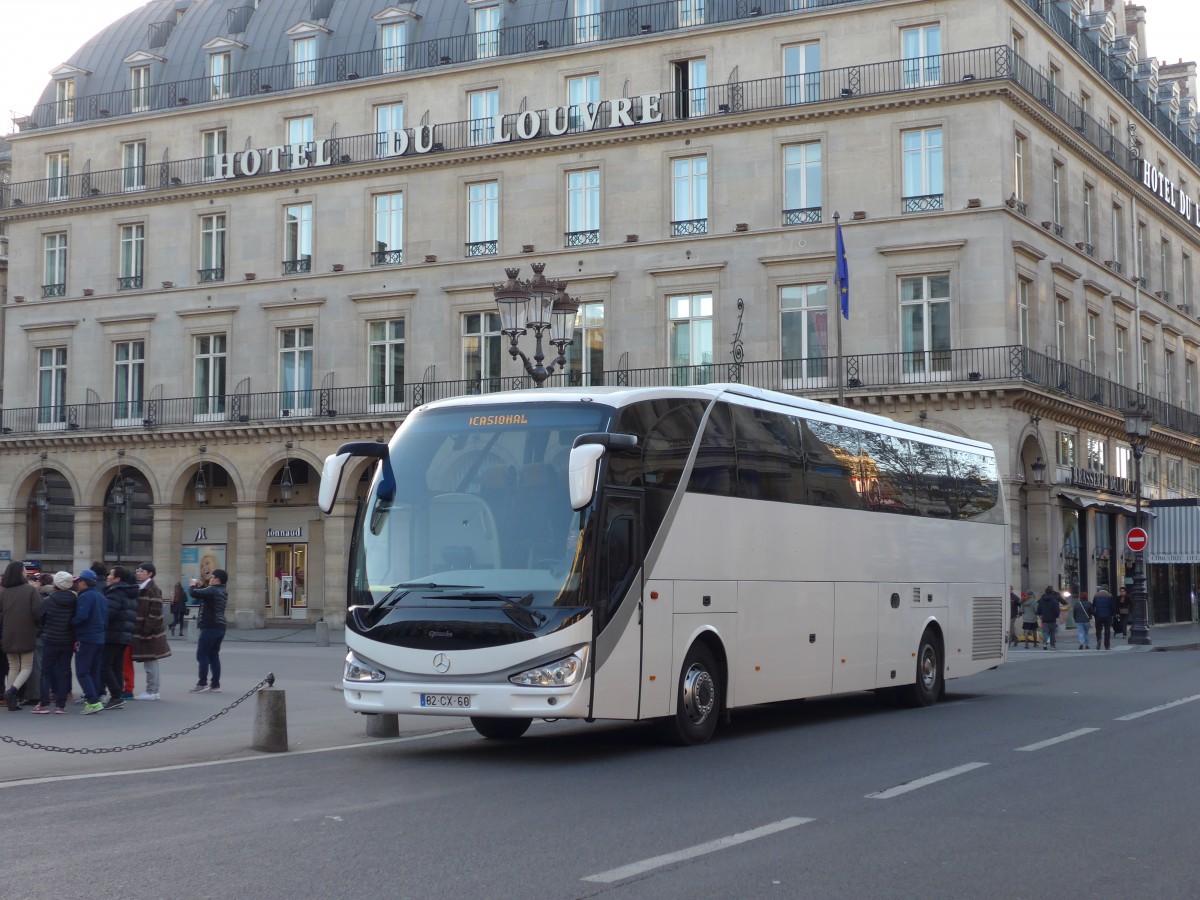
top-left (581, 817), bottom-right (814, 884)
top-left (0, 728), bottom-right (472, 791)
top-left (865, 762), bottom-right (988, 799)
top-left (1015, 728), bottom-right (1099, 752)
top-left (1115, 693), bottom-right (1200, 721)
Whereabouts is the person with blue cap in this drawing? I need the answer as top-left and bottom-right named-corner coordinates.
top-left (70, 569), bottom-right (108, 715)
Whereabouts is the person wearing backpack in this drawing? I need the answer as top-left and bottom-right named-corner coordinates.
top-left (1072, 590), bottom-right (1095, 649)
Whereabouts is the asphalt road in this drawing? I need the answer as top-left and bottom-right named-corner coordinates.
top-left (2, 635), bottom-right (1199, 899)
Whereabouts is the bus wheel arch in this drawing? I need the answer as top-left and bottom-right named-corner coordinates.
top-left (902, 625), bottom-right (944, 708)
top-left (663, 634), bottom-right (727, 746)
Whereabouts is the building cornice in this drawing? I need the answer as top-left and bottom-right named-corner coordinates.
top-left (877, 240), bottom-right (967, 256)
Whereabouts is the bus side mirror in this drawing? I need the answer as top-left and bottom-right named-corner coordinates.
top-left (569, 444), bottom-right (606, 510)
top-left (318, 452), bottom-right (352, 514)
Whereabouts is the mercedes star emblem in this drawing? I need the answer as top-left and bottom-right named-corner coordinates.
top-left (432, 653), bottom-right (450, 673)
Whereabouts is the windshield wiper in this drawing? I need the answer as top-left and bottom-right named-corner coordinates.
top-left (370, 582), bottom-right (484, 613)
top-left (437, 592), bottom-right (547, 624)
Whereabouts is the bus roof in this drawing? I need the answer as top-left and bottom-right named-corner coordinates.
top-left (412, 384), bottom-right (995, 454)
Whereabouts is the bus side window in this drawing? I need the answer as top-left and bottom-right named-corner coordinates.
top-left (802, 419), bottom-right (862, 509)
top-left (688, 402), bottom-right (737, 497)
top-left (732, 404), bottom-right (805, 503)
top-left (600, 499), bottom-right (639, 616)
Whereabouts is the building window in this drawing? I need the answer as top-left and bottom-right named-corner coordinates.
top-left (130, 65), bottom-right (150, 112)
top-left (193, 333), bottom-right (227, 417)
top-left (783, 41), bottom-right (820, 104)
top-left (113, 340), bottom-right (145, 423)
top-left (566, 169), bottom-right (600, 245)
top-left (1190, 465), bottom-right (1200, 495)
top-left (901, 127), bottom-right (943, 211)
top-left (474, 6), bottom-right (500, 59)
top-left (293, 37), bottom-right (317, 87)
top-left (567, 74), bottom-right (600, 130)
top-left (278, 326), bottom-right (314, 413)
top-left (1159, 239), bottom-right (1171, 298)
top-left (200, 213), bottom-right (226, 282)
top-left (1167, 458), bottom-right (1181, 492)
top-left (673, 58), bottom-right (707, 118)
top-left (1051, 161), bottom-right (1063, 229)
top-left (1082, 182), bottom-right (1094, 249)
top-left (375, 102), bottom-right (404, 156)
top-left (286, 116), bottom-right (314, 168)
top-left (1115, 325), bottom-right (1127, 385)
top-left (1017, 278), bottom-right (1030, 347)
top-left (122, 141), bottom-right (146, 192)
top-left (781, 284), bottom-right (829, 380)
top-left (671, 155), bottom-right (708, 235)
top-left (462, 312), bottom-right (503, 393)
top-left (1013, 135), bottom-right (1026, 206)
top-left (899, 273), bottom-right (950, 375)
top-left (202, 129), bottom-right (227, 180)
top-left (1056, 431), bottom-right (1076, 468)
top-left (678, 0), bottom-right (705, 27)
top-left (1141, 338), bottom-right (1151, 394)
top-left (1164, 349), bottom-right (1174, 405)
top-left (119, 224), bottom-right (145, 290)
top-left (209, 51), bottom-right (231, 100)
top-left (54, 78), bottom-right (75, 123)
top-left (1055, 296), bottom-right (1068, 361)
top-left (369, 319), bottom-right (406, 406)
top-left (469, 88), bottom-right (499, 146)
top-left (1135, 221), bottom-right (1146, 282)
top-left (46, 151), bottom-right (70, 201)
top-left (1114, 444), bottom-right (1132, 480)
top-left (669, 294), bottom-right (714, 380)
top-left (901, 23), bottom-right (941, 87)
top-left (467, 181), bottom-right (499, 256)
top-left (373, 192), bottom-right (404, 265)
top-left (284, 203), bottom-right (313, 274)
top-left (37, 347), bottom-right (68, 426)
top-left (574, 0), bottom-right (601, 43)
top-left (43, 232), bottom-right (67, 297)
top-left (783, 142), bottom-right (821, 224)
top-left (1086, 436), bottom-right (1105, 472)
top-left (1110, 204), bottom-right (1125, 271)
top-left (1086, 311), bottom-right (1098, 373)
top-left (1183, 253), bottom-right (1193, 311)
top-left (1187, 359), bottom-right (1196, 412)
top-left (563, 301), bottom-right (605, 386)
top-left (381, 21), bottom-right (407, 73)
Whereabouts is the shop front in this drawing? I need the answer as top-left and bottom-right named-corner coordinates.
top-left (265, 523), bottom-right (309, 620)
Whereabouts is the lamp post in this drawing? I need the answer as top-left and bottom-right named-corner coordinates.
top-left (1124, 404), bottom-right (1152, 646)
top-left (1031, 456), bottom-right (1046, 486)
top-left (493, 263), bottom-right (578, 387)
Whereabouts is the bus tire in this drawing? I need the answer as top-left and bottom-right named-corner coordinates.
top-left (470, 716), bottom-right (532, 740)
top-left (664, 642), bottom-right (721, 746)
top-left (902, 629), bottom-right (943, 708)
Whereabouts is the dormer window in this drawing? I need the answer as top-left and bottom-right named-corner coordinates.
top-left (54, 78), bottom-right (75, 124)
top-left (210, 51), bottom-right (231, 99)
top-left (381, 21), bottom-right (407, 73)
top-left (293, 36), bottom-right (317, 87)
top-left (131, 65), bottom-right (151, 112)
top-left (474, 6), bottom-right (499, 60)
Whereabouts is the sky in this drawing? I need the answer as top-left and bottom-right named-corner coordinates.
top-left (0, 0), bottom-right (1198, 136)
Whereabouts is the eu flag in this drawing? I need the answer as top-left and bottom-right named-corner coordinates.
top-left (835, 218), bottom-right (850, 320)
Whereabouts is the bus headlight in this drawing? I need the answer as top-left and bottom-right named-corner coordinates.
top-left (509, 654), bottom-right (583, 687)
top-left (344, 651), bottom-right (385, 683)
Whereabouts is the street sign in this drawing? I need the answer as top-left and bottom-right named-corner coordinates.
top-left (1126, 527), bottom-right (1149, 553)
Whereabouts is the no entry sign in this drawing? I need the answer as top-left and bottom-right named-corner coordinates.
top-left (1126, 527), bottom-right (1149, 553)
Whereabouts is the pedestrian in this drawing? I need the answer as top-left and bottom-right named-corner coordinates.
top-left (70, 570), bottom-right (108, 715)
top-left (1009, 586), bottom-right (1021, 647)
top-left (189, 569), bottom-right (227, 693)
top-left (34, 573), bottom-right (78, 714)
top-left (1115, 586), bottom-right (1132, 637)
top-left (1020, 591), bottom-right (1040, 647)
top-left (1037, 585), bottom-right (1061, 649)
top-left (100, 566), bottom-right (137, 710)
top-left (0, 560), bottom-right (44, 711)
top-left (1072, 590), bottom-right (1095, 649)
top-left (1093, 586), bottom-right (1116, 650)
top-left (132, 562), bottom-right (170, 700)
top-left (169, 582), bottom-right (188, 637)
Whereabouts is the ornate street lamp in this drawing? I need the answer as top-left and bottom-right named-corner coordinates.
top-left (493, 263), bottom-right (576, 387)
top-left (1030, 456), bottom-right (1046, 486)
top-left (34, 451), bottom-right (50, 510)
top-left (1124, 404), bottom-right (1153, 646)
top-left (279, 441), bottom-right (295, 503)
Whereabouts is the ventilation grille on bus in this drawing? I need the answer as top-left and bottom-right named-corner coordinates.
top-left (971, 596), bottom-right (1004, 660)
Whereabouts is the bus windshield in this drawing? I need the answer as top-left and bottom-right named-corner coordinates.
top-left (352, 401), bottom-right (613, 611)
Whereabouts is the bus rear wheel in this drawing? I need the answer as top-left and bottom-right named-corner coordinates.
top-left (470, 716), bottom-right (532, 740)
top-left (664, 643), bottom-right (721, 746)
top-left (902, 630), bottom-right (943, 708)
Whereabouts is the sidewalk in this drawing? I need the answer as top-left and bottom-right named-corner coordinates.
top-left (1005, 620), bottom-right (1200, 659)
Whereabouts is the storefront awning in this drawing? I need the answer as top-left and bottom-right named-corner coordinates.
top-left (1059, 492), bottom-right (1154, 518)
top-left (1147, 501), bottom-right (1200, 564)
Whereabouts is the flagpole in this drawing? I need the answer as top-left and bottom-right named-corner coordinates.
top-left (834, 211), bottom-right (844, 407)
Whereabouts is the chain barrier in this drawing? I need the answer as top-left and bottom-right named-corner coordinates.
top-left (225, 620), bottom-right (321, 643)
top-left (0, 673), bottom-right (275, 754)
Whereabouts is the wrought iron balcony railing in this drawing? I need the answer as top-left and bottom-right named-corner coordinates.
top-left (782, 207), bottom-right (822, 225)
top-left (565, 229), bottom-right (600, 247)
top-left (671, 218), bottom-right (708, 236)
top-left (198, 267), bottom-right (225, 283)
top-left (902, 194), bottom-right (944, 213)
top-left (42, 283), bottom-right (65, 298)
top-left (117, 275), bottom-right (143, 291)
top-left (465, 240), bottom-right (498, 257)
top-left (282, 258), bottom-right (311, 275)
top-left (371, 249), bottom-right (403, 266)
top-left (5, 344), bottom-right (1199, 440)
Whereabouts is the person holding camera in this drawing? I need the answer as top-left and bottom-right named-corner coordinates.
top-left (188, 569), bottom-right (227, 693)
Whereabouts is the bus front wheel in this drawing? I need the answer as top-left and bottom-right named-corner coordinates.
top-left (470, 716), bottom-right (532, 740)
top-left (664, 643), bottom-right (721, 746)
top-left (902, 630), bottom-right (943, 708)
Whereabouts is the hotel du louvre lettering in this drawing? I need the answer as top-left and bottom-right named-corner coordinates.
top-left (209, 95), bottom-right (665, 180)
top-left (1140, 160), bottom-right (1200, 232)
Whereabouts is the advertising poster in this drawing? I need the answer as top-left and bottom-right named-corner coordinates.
top-left (181, 544), bottom-right (226, 604)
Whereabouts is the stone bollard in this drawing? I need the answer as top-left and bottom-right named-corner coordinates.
top-left (365, 713), bottom-right (400, 738)
top-left (315, 619), bottom-right (330, 647)
top-left (252, 687), bottom-right (289, 752)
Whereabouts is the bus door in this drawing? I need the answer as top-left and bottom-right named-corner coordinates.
top-left (587, 490), bottom-right (644, 721)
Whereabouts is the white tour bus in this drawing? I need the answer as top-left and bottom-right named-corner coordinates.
top-left (319, 384), bottom-right (1007, 744)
